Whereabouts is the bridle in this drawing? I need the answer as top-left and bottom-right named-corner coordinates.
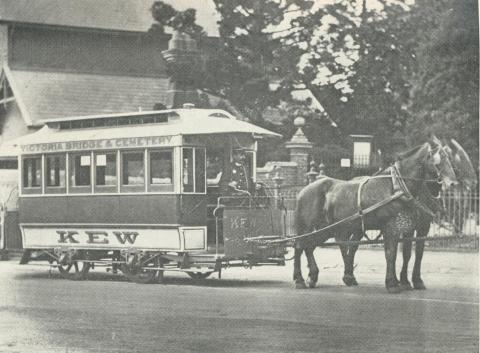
top-left (427, 145), bottom-right (454, 183)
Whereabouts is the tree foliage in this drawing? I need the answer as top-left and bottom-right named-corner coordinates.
top-left (406, 0), bottom-right (479, 167)
top-left (150, 1), bottom-right (205, 37)
top-left (282, 0), bottom-right (418, 157)
top-left (149, 0), bottom-right (478, 168)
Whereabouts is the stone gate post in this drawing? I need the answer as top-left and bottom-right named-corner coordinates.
top-left (285, 117), bottom-right (313, 186)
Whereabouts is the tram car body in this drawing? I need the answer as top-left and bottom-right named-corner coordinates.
top-left (17, 107), bottom-right (286, 282)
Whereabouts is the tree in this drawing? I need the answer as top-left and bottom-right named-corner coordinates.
top-left (406, 0), bottom-right (479, 167)
top-left (149, 0), bottom-right (478, 169)
top-left (150, 1), bottom-right (205, 37)
top-left (210, 0), bottom-right (314, 123)
top-left (281, 0), bottom-right (417, 157)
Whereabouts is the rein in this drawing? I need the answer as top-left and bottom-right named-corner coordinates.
top-left (247, 144), bottom-right (457, 245)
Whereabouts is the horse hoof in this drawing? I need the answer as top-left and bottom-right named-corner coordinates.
top-left (295, 281), bottom-right (307, 289)
top-left (386, 285), bottom-right (402, 294)
top-left (413, 281), bottom-right (426, 290)
top-left (307, 278), bottom-right (316, 289)
top-left (343, 275), bottom-right (358, 287)
top-left (400, 281), bottom-right (413, 291)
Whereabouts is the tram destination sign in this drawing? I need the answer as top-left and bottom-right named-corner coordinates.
top-left (21, 135), bottom-right (181, 154)
top-left (22, 226), bottom-right (183, 250)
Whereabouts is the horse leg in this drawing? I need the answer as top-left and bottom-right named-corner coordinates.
top-left (293, 245), bottom-right (306, 289)
top-left (412, 222), bottom-right (429, 290)
top-left (335, 233), bottom-right (358, 287)
top-left (338, 241), bottom-right (351, 286)
top-left (305, 246), bottom-right (319, 288)
top-left (344, 232), bottom-right (362, 286)
top-left (383, 224), bottom-right (401, 293)
top-left (400, 230), bottom-right (414, 290)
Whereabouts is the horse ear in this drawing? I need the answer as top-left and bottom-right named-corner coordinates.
top-left (426, 142), bottom-right (441, 164)
top-left (450, 138), bottom-right (459, 153)
top-left (429, 134), bottom-right (442, 147)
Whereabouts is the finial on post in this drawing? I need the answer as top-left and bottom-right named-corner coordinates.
top-left (307, 160), bottom-right (319, 184)
top-left (318, 162), bottom-right (326, 176)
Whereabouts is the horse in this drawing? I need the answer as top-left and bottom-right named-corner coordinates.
top-left (293, 140), bottom-right (457, 293)
top-left (336, 176), bottom-right (444, 291)
top-left (335, 138), bottom-right (477, 291)
top-left (339, 140), bottom-right (446, 290)
top-left (397, 139), bottom-right (477, 290)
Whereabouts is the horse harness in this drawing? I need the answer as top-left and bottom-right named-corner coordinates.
top-left (264, 164), bottom-right (440, 244)
top-left (357, 164), bottom-right (414, 235)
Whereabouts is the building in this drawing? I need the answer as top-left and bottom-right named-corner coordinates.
top-left (0, 0), bottom-right (222, 254)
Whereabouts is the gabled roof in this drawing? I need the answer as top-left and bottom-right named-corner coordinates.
top-left (4, 67), bottom-right (172, 126)
top-left (0, 0), bottom-right (219, 35)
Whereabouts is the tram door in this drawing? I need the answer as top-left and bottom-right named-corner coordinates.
top-left (206, 147), bottom-right (227, 245)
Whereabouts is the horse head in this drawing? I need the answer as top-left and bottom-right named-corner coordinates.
top-left (425, 136), bottom-right (458, 190)
top-left (444, 139), bottom-right (478, 191)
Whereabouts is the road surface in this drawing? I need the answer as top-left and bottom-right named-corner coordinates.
top-left (0, 248), bottom-right (478, 353)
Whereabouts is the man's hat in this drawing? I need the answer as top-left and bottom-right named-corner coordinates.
top-left (233, 147), bottom-right (248, 153)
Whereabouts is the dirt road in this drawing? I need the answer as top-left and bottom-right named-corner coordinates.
top-left (0, 248), bottom-right (477, 353)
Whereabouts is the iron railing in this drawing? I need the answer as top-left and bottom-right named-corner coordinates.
top-left (264, 184), bottom-right (479, 251)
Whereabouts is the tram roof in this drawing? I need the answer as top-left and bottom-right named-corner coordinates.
top-left (6, 108), bottom-right (281, 154)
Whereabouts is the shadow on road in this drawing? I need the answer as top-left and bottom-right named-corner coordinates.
top-left (14, 269), bottom-right (289, 288)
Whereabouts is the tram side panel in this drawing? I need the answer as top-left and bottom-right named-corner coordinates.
top-left (19, 194), bottom-right (208, 252)
top-left (19, 195), bottom-right (182, 224)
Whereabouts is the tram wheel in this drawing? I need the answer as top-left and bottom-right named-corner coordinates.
top-left (120, 255), bottom-right (159, 284)
top-left (187, 272), bottom-right (213, 280)
top-left (57, 261), bottom-right (90, 280)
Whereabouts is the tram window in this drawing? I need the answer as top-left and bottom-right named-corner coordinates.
top-left (45, 154), bottom-right (66, 191)
top-left (121, 151), bottom-right (145, 192)
top-left (149, 150), bottom-right (173, 192)
top-left (245, 151), bottom-right (255, 180)
top-left (95, 152), bottom-right (117, 190)
top-left (182, 147), bottom-right (206, 193)
top-left (22, 157), bottom-right (42, 189)
top-left (183, 148), bottom-right (194, 192)
top-left (195, 148), bottom-right (206, 193)
top-left (69, 153), bottom-right (91, 191)
top-left (0, 160), bottom-right (18, 169)
top-left (206, 148), bottom-right (225, 186)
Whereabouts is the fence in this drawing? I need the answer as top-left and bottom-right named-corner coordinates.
top-left (265, 184), bottom-right (479, 251)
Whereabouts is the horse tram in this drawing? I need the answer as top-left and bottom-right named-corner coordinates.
top-left (14, 105), bottom-right (476, 292)
top-left (16, 107), bottom-right (286, 283)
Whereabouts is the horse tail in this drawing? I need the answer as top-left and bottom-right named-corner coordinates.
top-left (295, 180), bottom-right (330, 246)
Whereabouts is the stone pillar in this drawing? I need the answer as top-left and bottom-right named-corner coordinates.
top-left (272, 168), bottom-right (284, 209)
top-left (161, 31), bottom-right (200, 108)
top-left (285, 117), bottom-right (313, 186)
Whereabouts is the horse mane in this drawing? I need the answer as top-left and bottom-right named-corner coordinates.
top-left (396, 143), bottom-right (427, 161)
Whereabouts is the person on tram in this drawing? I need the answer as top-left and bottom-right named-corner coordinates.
top-left (220, 148), bottom-right (253, 195)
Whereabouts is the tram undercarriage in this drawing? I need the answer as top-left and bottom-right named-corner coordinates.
top-left (20, 196), bottom-right (287, 283)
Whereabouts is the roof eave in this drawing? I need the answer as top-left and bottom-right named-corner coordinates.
top-left (2, 65), bottom-right (34, 126)
top-left (0, 19), bottom-right (159, 35)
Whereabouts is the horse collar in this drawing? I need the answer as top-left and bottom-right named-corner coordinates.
top-left (392, 163), bottom-right (414, 201)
